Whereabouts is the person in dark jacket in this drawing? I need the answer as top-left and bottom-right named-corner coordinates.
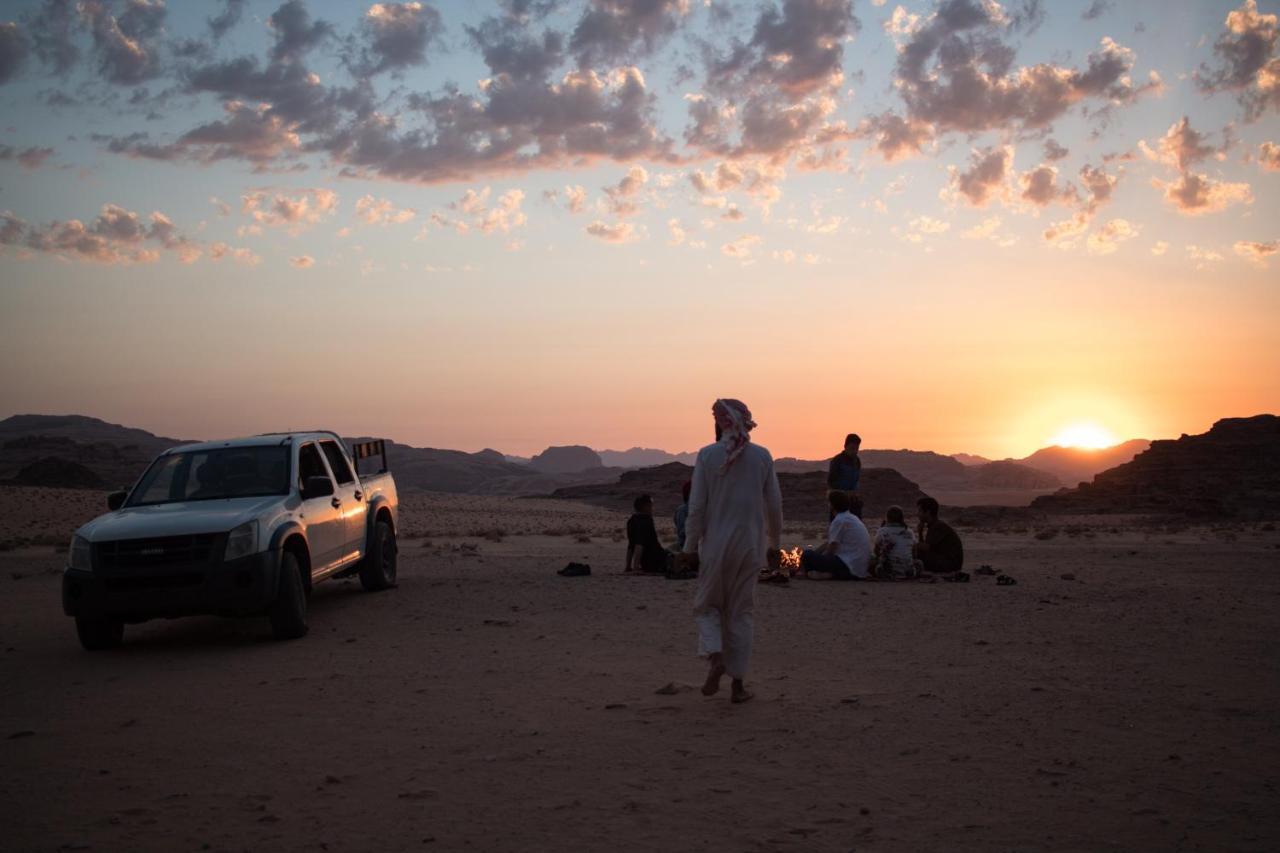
top-left (626, 494), bottom-right (669, 573)
top-left (826, 433), bottom-right (862, 519)
top-left (914, 496), bottom-right (964, 574)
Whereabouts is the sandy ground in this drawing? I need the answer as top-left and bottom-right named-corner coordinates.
top-left (2, 495), bottom-right (1279, 852)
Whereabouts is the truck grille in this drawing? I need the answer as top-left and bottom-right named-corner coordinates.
top-left (95, 534), bottom-right (219, 572)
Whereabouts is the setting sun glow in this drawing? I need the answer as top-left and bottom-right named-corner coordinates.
top-left (1048, 422), bottom-right (1121, 451)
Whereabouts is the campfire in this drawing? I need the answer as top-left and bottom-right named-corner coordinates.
top-left (778, 547), bottom-right (803, 573)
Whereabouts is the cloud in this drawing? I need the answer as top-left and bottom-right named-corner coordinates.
top-left (877, 2), bottom-right (1156, 151)
top-left (1043, 138), bottom-right (1069, 161)
top-left (854, 111), bottom-right (934, 161)
top-left (241, 187), bottom-right (339, 231)
top-left (1138, 117), bottom-right (1252, 215)
top-left (1081, 0), bottom-right (1113, 21)
top-left (444, 186), bottom-right (528, 233)
top-left (26, 0), bottom-right (79, 75)
top-left (102, 101), bottom-right (305, 166)
top-left (586, 219), bottom-right (639, 242)
top-left (355, 194), bottom-right (416, 225)
top-left (208, 0), bottom-right (246, 40)
top-left (1185, 244), bottom-right (1224, 268)
top-left (1150, 240), bottom-right (1168, 256)
top-left (1258, 141), bottom-right (1280, 170)
top-left (0, 145), bottom-right (53, 169)
top-left (208, 242), bottom-right (261, 266)
top-left (909, 215), bottom-right (950, 234)
top-left (1019, 164), bottom-right (1064, 206)
top-left (1233, 239), bottom-right (1278, 266)
top-left (1196, 0), bottom-right (1280, 121)
top-left (0, 21), bottom-right (28, 85)
top-left (603, 164), bottom-right (649, 215)
top-left (289, 254), bottom-right (315, 268)
top-left (354, 3), bottom-right (444, 75)
top-left (721, 233), bottom-right (761, 257)
top-left (949, 145), bottom-right (1011, 207)
top-left (666, 217), bottom-right (686, 245)
top-left (0, 203), bottom-right (205, 264)
top-left (268, 0), bottom-right (334, 63)
top-left (81, 0), bottom-right (167, 85)
top-left (563, 184), bottom-right (588, 213)
top-left (1085, 217), bottom-right (1138, 255)
top-left (570, 0), bottom-right (690, 67)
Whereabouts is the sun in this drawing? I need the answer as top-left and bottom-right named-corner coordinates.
top-left (1048, 421), bottom-right (1120, 450)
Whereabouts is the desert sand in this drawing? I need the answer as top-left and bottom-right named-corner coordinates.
top-left (2, 491), bottom-right (1279, 852)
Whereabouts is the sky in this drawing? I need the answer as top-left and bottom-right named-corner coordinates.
top-left (0, 0), bottom-right (1277, 460)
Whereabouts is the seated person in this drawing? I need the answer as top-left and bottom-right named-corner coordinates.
top-left (801, 491), bottom-right (871, 580)
top-left (914, 496), bottom-right (964, 574)
top-left (673, 481), bottom-right (692, 551)
top-left (626, 494), bottom-right (669, 574)
top-left (873, 505), bottom-right (918, 579)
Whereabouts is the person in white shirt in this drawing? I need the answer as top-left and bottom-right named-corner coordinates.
top-left (801, 491), bottom-right (871, 580)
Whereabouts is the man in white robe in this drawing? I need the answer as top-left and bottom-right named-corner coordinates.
top-left (682, 399), bottom-right (783, 704)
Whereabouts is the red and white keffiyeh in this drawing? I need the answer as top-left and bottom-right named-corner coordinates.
top-left (712, 398), bottom-right (756, 472)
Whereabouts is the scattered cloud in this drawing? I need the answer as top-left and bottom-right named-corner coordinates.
top-left (1081, 1), bottom-right (1113, 22)
top-left (1142, 117), bottom-right (1252, 215)
top-left (603, 165), bottom-right (649, 216)
top-left (353, 2), bottom-right (444, 75)
top-left (0, 144), bottom-right (53, 169)
top-left (721, 233), bottom-right (761, 258)
top-left (0, 21), bottom-right (27, 85)
top-left (666, 218), bottom-right (686, 245)
top-left (1233, 239), bottom-right (1278, 266)
top-left (1086, 218), bottom-right (1138, 255)
top-left (1258, 141), bottom-right (1280, 171)
top-left (1, 203), bottom-right (206, 265)
top-left (949, 146), bottom-right (1011, 207)
top-left (289, 254), bottom-right (315, 268)
top-left (1151, 240), bottom-right (1169, 256)
top-left (1196, 0), bottom-right (1280, 121)
top-left (586, 219), bottom-right (640, 243)
top-left (355, 194), bottom-right (416, 225)
top-left (241, 188), bottom-right (339, 232)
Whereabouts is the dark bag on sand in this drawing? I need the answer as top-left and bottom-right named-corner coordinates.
top-left (558, 562), bottom-right (591, 577)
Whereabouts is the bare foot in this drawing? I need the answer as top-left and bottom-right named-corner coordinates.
top-left (731, 680), bottom-right (754, 704)
top-left (702, 653), bottom-right (725, 696)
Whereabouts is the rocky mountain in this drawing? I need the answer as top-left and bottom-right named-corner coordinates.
top-left (1032, 416), bottom-right (1279, 518)
top-left (1015, 439), bottom-right (1150, 488)
top-left (528, 445), bottom-right (604, 474)
top-left (775, 449), bottom-right (1059, 493)
top-left (951, 453), bottom-right (992, 466)
top-left (0, 415), bottom-right (182, 488)
top-left (596, 447), bottom-right (698, 468)
top-left (550, 462), bottom-right (928, 522)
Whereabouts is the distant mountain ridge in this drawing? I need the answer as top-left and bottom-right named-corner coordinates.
top-left (775, 448), bottom-right (1061, 492)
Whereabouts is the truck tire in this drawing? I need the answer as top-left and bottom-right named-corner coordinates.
top-left (269, 551), bottom-right (309, 640)
top-left (360, 520), bottom-right (397, 591)
top-left (75, 615), bottom-right (124, 651)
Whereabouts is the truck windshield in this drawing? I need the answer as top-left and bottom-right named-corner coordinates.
top-left (128, 446), bottom-right (291, 506)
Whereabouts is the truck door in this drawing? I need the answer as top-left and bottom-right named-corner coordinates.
top-left (297, 442), bottom-right (345, 574)
top-left (320, 439), bottom-right (368, 564)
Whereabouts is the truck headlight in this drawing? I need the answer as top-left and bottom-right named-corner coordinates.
top-left (223, 521), bottom-right (258, 562)
top-left (68, 535), bottom-right (92, 571)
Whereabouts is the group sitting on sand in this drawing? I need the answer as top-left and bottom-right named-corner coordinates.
top-left (799, 492), bottom-right (965, 581)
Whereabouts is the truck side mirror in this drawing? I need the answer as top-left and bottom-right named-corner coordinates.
top-left (107, 490), bottom-right (128, 511)
top-left (302, 476), bottom-right (334, 500)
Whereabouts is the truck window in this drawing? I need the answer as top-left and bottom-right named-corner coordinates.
top-left (298, 443), bottom-right (331, 492)
top-left (320, 440), bottom-right (355, 485)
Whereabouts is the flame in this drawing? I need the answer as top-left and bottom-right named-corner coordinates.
top-left (779, 547), bottom-right (803, 571)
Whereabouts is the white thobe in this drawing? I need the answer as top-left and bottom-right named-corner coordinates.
top-left (682, 441), bottom-right (783, 680)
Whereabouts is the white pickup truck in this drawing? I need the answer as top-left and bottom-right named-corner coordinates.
top-left (62, 432), bottom-right (399, 649)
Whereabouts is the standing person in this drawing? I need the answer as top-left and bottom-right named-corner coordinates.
top-left (914, 496), bottom-right (964, 574)
top-left (682, 399), bottom-right (783, 704)
top-left (801, 491), bottom-right (871, 580)
top-left (827, 434), bottom-right (862, 518)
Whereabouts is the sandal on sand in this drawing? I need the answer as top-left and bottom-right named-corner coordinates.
top-left (976, 564), bottom-right (997, 576)
top-left (759, 571), bottom-right (789, 585)
top-left (997, 575), bottom-right (1017, 586)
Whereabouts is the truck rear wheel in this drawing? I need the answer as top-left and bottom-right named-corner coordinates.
top-left (360, 520), bottom-right (397, 591)
top-left (269, 551), bottom-right (309, 640)
top-left (75, 616), bottom-right (124, 651)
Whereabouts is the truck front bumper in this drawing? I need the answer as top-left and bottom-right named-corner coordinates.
top-left (62, 551), bottom-right (281, 622)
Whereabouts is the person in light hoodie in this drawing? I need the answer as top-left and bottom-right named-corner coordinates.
top-left (681, 399), bottom-right (783, 705)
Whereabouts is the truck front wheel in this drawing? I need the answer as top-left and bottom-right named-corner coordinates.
top-left (360, 520), bottom-right (397, 591)
top-left (75, 616), bottom-right (124, 651)
top-left (268, 551), bottom-right (309, 640)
